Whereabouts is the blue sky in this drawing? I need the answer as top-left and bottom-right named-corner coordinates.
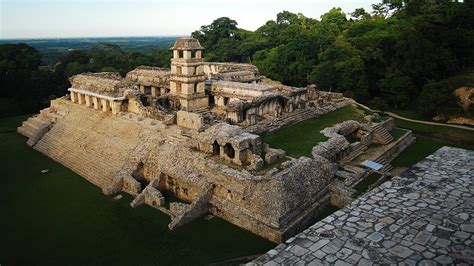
top-left (0, 0), bottom-right (375, 39)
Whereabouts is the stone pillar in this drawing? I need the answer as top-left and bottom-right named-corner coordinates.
top-left (183, 50), bottom-right (192, 59)
top-left (101, 99), bottom-right (110, 112)
top-left (111, 101), bottom-right (121, 115)
top-left (85, 95), bottom-right (92, 107)
top-left (78, 93), bottom-right (84, 105)
top-left (234, 149), bottom-right (241, 165)
top-left (151, 86), bottom-right (158, 97)
top-left (92, 97), bottom-right (100, 110)
top-left (216, 96), bottom-right (225, 107)
top-left (70, 92), bottom-right (77, 103)
top-left (140, 85), bottom-right (145, 94)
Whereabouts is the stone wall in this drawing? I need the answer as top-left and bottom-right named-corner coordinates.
top-left (176, 111), bottom-right (204, 130)
top-left (23, 98), bottom-right (342, 243)
top-left (376, 130), bottom-right (416, 163)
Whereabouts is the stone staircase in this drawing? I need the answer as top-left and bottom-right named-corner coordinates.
top-left (18, 116), bottom-right (49, 139)
top-left (373, 157), bottom-right (393, 173)
top-left (34, 122), bottom-right (125, 187)
top-left (336, 164), bottom-right (368, 186)
top-left (31, 105), bottom-right (152, 188)
top-left (340, 142), bottom-right (368, 163)
top-left (372, 124), bottom-right (394, 145)
top-left (17, 107), bottom-right (69, 146)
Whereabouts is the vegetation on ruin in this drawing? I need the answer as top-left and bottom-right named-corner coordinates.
top-left (394, 118), bottom-right (474, 149)
top-left (354, 173), bottom-right (382, 193)
top-left (390, 127), bottom-right (408, 140)
top-left (0, 115), bottom-right (274, 265)
top-left (262, 105), bottom-right (365, 157)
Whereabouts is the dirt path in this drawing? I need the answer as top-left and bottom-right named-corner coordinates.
top-left (354, 102), bottom-right (474, 132)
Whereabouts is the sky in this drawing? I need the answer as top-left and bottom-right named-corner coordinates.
top-left (0, 0), bottom-right (375, 39)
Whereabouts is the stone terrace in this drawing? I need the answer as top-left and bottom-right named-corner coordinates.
top-left (251, 146), bottom-right (474, 265)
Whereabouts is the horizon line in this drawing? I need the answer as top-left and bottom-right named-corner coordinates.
top-left (0, 34), bottom-right (189, 41)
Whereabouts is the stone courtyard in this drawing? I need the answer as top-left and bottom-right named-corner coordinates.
top-left (252, 146), bottom-right (474, 265)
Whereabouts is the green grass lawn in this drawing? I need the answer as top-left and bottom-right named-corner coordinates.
top-left (394, 118), bottom-right (474, 149)
top-left (0, 115), bottom-right (274, 266)
top-left (262, 105), bottom-right (365, 157)
top-left (391, 127), bottom-right (408, 140)
top-left (391, 135), bottom-right (447, 167)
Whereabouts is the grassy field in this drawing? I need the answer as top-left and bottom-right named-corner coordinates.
top-left (262, 105), bottom-right (365, 157)
top-left (394, 118), bottom-right (474, 149)
top-left (0, 116), bottom-right (274, 265)
top-left (391, 135), bottom-right (447, 167)
top-left (391, 127), bottom-right (408, 140)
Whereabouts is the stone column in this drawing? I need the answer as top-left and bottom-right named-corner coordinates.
top-left (139, 85), bottom-right (145, 94)
top-left (92, 97), bottom-right (100, 110)
top-left (111, 101), bottom-right (121, 115)
top-left (234, 149), bottom-right (242, 165)
top-left (70, 91), bottom-right (77, 103)
top-left (85, 95), bottom-right (92, 107)
top-left (151, 87), bottom-right (158, 97)
top-left (101, 99), bottom-right (110, 112)
top-left (78, 93), bottom-right (84, 105)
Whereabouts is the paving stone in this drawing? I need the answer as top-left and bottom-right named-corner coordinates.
top-left (253, 147), bottom-right (474, 265)
top-left (460, 224), bottom-right (474, 233)
top-left (388, 245), bottom-right (414, 258)
top-left (434, 254), bottom-right (453, 264)
top-left (382, 240), bottom-right (396, 249)
top-left (289, 245), bottom-right (309, 256)
top-left (309, 239), bottom-right (330, 251)
top-left (367, 232), bottom-right (384, 242)
top-left (324, 254), bottom-right (337, 263)
top-left (334, 260), bottom-right (352, 266)
top-left (336, 248), bottom-right (352, 260)
top-left (362, 247), bottom-right (381, 262)
top-left (413, 231), bottom-right (432, 245)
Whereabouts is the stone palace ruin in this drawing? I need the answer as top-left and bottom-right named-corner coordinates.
top-left (18, 38), bottom-right (413, 242)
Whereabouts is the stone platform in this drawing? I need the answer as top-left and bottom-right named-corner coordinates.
top-left (252, 147), bottom-right (474, 265)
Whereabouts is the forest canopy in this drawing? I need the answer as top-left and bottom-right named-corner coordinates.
top-left (192, 0), bottom-right (474, 117)
top-left (1, 0), bottom-right (473, 118)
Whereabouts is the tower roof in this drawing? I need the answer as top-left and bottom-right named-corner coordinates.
top-left (170, 38), bottom-right (204, 51)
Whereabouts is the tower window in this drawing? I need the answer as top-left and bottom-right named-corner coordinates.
top-left (179, 51), bottom-right (184, 58)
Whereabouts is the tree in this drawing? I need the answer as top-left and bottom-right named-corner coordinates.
top-left (351, 8), bottom-right (371, 20)
top-left (309, 38), bottom-right (369, 101)
top-left (417, 81), bottom-right (461, 116)
top-left (377, 70), bottom-right (415, 109)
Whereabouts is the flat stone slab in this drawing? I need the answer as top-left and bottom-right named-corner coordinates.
top-left (252, 147), bottom-right (474, 265)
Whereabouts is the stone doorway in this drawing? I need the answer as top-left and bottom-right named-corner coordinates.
top-left (224, 143), bottom-right (235, 159)
top-left (132, 162), bottom-right (149, 192)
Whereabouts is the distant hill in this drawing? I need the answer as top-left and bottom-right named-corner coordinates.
top-left (0, 36), bottom-right (182, 65)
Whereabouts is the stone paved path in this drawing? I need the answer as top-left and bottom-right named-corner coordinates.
top-left (251, 147), bottom-right (474, 265)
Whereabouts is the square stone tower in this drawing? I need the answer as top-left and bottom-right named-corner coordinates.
top-left (170, 38), bottom-right (209, 111)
